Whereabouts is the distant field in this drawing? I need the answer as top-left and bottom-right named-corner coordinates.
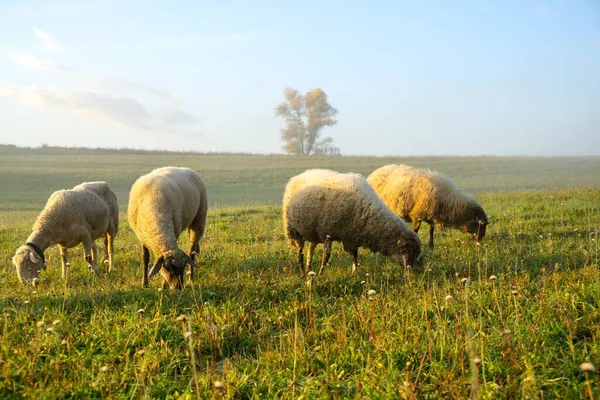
top-left (1, 151), bottom-right (600, 213)
top-left (1, 150), bottom-right (599, 398)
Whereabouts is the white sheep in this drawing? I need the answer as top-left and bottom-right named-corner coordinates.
top-left (282, 169), bottom-right (423, 275)
top-left (128, 166), bottom-right (208, 290)
top-left (12, 181), bottom-right (119, 284)
top-left (367, 164), bottom-right (488, 248)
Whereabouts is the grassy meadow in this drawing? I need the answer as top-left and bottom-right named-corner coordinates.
top-left (1, 150), bottom-right (599, 398)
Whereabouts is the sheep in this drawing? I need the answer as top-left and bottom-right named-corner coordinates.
top-left (128, 166), bottom-right (208, 290)
top-left (12, 181), bottom-right (119, 285)
top-left (367, 164), bottom-right (488, 248)
top-left (282, 169), bottom-right (423, 275)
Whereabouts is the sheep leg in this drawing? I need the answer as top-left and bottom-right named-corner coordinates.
top-left (318, 239), bottom-right (332, 275)
top-left (351, 248), bottom-right (359, 273)
top-left (59, 246), bottom-right (69, 279)
top-left (413, 220), bottom-right (422, 233)
top-left (306, 242), bottom-right (317, 273)
top-left (82, 235), bottom-right (99, 274)
top-left (294, 239), bottom-right (305, 272)
top-left (187, 229), bottom-right (201, 281)
top-left (103, 237), bottom-right (109, 263)
top-left (142, 245), bottom-right (150, 288)
top-left (428, 223), bottom-right (435, 248)
top-left (91, 242), bottom-right (98, 263)
top-left (105, 234), bottom-right (115, 272)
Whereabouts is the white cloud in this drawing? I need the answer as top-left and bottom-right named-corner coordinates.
top-left (105, 76), bottom-right (179, 102)
top-left (9, 52), bottom-right (73, 75)
top-left (0, 84), bottom-right (199, 134)
top-left (34, 28), bottom-right (62, 52)
top-left (5, 31), bottom-right (199, 136)
top-left (161, 109), bottom-right (199, 125)
top-left (8, 52), bottom-right (178, 102)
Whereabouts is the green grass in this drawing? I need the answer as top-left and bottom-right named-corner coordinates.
top-left (1, 153), bottom-right (600, 398)
top-left (2, 152), bottom-right (600, 211)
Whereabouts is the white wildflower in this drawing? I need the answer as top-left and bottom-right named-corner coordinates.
top-left (214, 381), bottom-right (225, 390)
top-left (580, 362), bottom-right (596, 373)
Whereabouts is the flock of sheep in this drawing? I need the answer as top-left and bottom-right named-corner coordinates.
top-left (12, 164), bottom-right (488, 289)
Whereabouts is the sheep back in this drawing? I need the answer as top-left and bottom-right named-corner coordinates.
top-left (127, 166), bottom-right (207, 255)
top-left (72, 181), bottom-right (119, 234)
top-left (367, 164), bottom-right (488, 233)
top-left (32, 189), bottom-right (112, 244)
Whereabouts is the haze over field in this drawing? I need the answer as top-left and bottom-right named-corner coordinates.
top-left (0, 1), bottom-right (598, 156)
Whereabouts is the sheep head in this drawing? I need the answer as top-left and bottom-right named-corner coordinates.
top-left (12, 245), bottom-right (45, 285)
top-left (148, 249), bottom-right (195, 290)
top-left (462, 205), bottom-right (488, 242)
top-left (392, 232), bottom-right (424, 272)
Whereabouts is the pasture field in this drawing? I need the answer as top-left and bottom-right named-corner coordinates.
top-left (1, 151), bottom-right (599, 398)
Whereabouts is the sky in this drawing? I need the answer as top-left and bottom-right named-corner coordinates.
top-left (0, 0), bottom-right (598, 156)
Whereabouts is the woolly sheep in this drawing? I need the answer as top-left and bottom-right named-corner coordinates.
top-left (282, 169), bottom-right (423, 275)
top-left (367, 164), bottom-right (488, 248)
top-left (128, 166), bottom-right (208, 290)
top-left (12, 181), bottom-right (119, 285)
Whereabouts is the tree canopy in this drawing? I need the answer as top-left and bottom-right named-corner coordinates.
top-left (274, 88), bottom-right (339, 155)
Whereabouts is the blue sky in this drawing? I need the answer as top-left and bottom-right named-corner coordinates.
top-left (0, 0), bottom-right (598, 155)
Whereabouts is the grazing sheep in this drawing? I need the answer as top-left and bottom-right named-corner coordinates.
top-left (282, 169), bottom-right (423, 275)
top-left (128, 167), bottom-right (208, 290)
top-left (12, 181), bottom-right (119, 285)
top-left (367, 164), bottom-right (488, 248)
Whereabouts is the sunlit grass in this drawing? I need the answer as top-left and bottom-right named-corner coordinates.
top-left (1, 189), bottom-right (599, 398)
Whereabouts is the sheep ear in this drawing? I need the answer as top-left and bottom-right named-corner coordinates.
top-left (12, 253), bottom-right (23, 265)
top-left (29, 251), bottom-right (41, 264)
top-left (397, 240), bottom-right (408, 252)
top-left (148, 256), bottom-right (164, 278)
top-left (184, 254), bottom-right (196, 267)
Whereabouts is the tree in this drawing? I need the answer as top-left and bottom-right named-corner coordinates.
top-left (274, 87), bottom-right (339, 155)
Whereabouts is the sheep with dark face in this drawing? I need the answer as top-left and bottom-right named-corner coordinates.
top-left (367, 164), bottom-right (488, 248)
top-left (128, 167), bottom-right (208, 289)
top-left (283, 169), bottom-right (423, 275)
top-left (12, 181), bottom-right (118, 285)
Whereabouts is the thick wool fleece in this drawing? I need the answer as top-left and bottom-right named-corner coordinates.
top-left (367, 164), bottom-right (488, 230)
top-left (127, 166), bottom-right (208, 261)
top-left (13, 181), bottom-right (119, 283)
top-left (72, 181), bottom-right (119, 236)
top-left (283, 169), bottom-right (418, 257)
top-left (28, 187), bottom-right (114, 249)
